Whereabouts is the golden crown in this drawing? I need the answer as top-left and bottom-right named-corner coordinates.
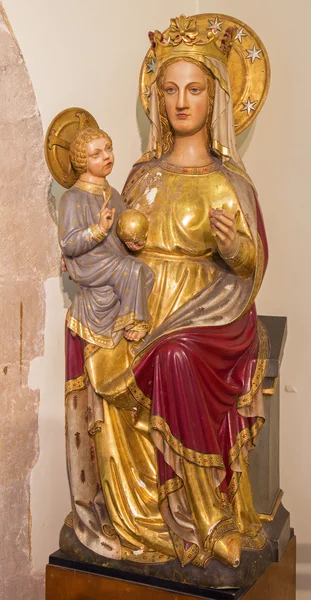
top-left (148, 15), bottom-right (235, 66)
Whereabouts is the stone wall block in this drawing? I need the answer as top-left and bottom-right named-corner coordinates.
top-left (0, 479), bottom-right (44, 599)
top-left (0, 182), bottom-right (59, 280)
top-left (0, 364), bottom-right (40, 485)
top-left (0, 14), bottom-right (23, 67)
top-left (0, 279), bottom-right (46, 364)
top-left (0, 116), bottom-right (49, 187)
top-left (0, 63), bottom-right (38, 124)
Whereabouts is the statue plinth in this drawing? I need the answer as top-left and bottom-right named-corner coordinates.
top-left (46, 535), bottom-right (296, 600)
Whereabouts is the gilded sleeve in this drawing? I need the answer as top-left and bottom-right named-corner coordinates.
top-left (220, 234), bottom-right (256, 278)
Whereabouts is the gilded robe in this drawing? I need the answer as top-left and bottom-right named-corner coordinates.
top-left (64, 158), bottom-right (269, 567)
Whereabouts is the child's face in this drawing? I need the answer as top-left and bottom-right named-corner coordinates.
top-left (86, 137), bottom-right (114, 178)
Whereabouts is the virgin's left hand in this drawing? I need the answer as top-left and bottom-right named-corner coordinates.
top-left (209, 208), bottom-right (239, 257)
top-left (125, 240), bottom-right (145, 252)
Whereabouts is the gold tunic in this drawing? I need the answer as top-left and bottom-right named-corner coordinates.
top-left (126, 160), bottom-right (255, 329)
top-left (66, 159), bottom-right (265, 566)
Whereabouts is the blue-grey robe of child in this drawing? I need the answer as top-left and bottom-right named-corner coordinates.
top-left (58, 180), bottom-right (154, 348)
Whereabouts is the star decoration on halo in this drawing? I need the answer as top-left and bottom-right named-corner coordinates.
top-left (235, 27), bottom-right (248, 43)
top-left (246, 45), bottom-right (262, 63)
top-left (208, 17), bottom-right (224, 32)
top-left (241, 97), bottom-right (258, 116)
top-left (146, 57), bottom-right (157, 73)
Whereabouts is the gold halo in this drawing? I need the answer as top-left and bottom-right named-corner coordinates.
top-left (44, 107), bottom-right (99, 188)
top-left (140, 13), bottom-right (270, 135)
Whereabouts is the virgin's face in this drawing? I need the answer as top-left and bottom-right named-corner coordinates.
top-left (162, 60), bottom-right (209, 137)
top-left (86, 137), bottom-right (114, 178)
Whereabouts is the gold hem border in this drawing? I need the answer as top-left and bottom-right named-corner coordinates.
top-left (227, 417), bottom-right (264, 500)
top-left (151, 415), bottom-right (225, 469)
top-left (112, 311), bottom-right (136, 333)
top-left (112, 312), bottom-right (151, 334)
top-left (64, 512), bottom-right (74, 529)
top-left (237, 319), bottom-right (269, 408)
top-left (65, 374), bottom-right (87, 396)
top-left (242, 531), bottom-right (267, 550)
top-left (74, 179), bottom-right (112, 199)
top-left (126, 370), bottom-right (152, 410)
top-left (121, 548), bottom-right (175, 564)
top-left (161, 159), bottom-right (219, 176)
top-left (228, 426), bottom-right (252, 467)
top-left (158, 476), bottom-right (184, 504)
top-left (250, 417), bottom-right (265, 439)
top-left (262, 376), bottom-right (278, 396)
top-left (67, 311), bottom-right (149, 347)
top-left (212, 139), bottom-right (231, 158)
top-left (84, 343), bottom-right (100, 361)
top-left (67, 312), bottom-right (115, 348)
top-left (170, 530), bottom-right (199, 567)
top-left (227, 472), bottom-right (241, 502)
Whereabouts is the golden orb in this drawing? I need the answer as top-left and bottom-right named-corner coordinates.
top-left (117, 209), bottom-right (149, 244)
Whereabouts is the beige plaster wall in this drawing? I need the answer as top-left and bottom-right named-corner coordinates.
top-left (1, 0), bottom-right (310, 598)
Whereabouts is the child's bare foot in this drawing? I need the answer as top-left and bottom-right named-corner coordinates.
top-left (124, 329), bottom-right (146, 342)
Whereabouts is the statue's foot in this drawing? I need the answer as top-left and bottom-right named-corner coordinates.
top-left (124, 329), bottom-right (145, 342)
top-left (213, 532), bottom-right (242, 568)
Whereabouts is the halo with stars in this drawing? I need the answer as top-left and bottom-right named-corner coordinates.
top-left (140, 13), bottom-right (270, 136)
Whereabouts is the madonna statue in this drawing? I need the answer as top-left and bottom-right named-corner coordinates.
top-left (61, 15), bottom-right (269, 572)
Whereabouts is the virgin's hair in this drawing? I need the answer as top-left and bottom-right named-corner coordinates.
top-left (156, 57), bottom-right (215, 155)
top-left (70, 128), bottom-right (113, 175)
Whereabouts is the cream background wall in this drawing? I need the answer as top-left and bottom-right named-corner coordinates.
top-left (3, 0), bottom-right (310, 597)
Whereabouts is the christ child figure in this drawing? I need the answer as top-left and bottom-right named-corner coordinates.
top-left (58, 127), bottom-right (154, 348)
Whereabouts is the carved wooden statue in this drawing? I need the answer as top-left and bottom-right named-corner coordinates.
top-left (45, 13), bottom-right (281, 589)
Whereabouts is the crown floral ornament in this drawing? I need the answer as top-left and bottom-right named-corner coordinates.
top-left (169, 15), bottom-right (198, 45)
top-left (147, 15), bottom-right (235, 72)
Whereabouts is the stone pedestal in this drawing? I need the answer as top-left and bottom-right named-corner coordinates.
top-left (46, 536), bottom-right (296, 600)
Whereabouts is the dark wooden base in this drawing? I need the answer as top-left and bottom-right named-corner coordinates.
top-left (46, 536), bottom-right (296, 600)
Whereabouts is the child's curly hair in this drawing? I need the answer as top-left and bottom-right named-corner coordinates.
top-left (70, 127), bottom-right (113, 175)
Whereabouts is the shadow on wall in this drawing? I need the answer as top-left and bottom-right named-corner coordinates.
top-left (236, 122), bottom-right (256, 158)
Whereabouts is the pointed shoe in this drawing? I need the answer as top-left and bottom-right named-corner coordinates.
top-left (213, 532), bottom-right (242, 568)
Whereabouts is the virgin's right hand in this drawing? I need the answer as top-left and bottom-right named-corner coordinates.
top-left (99, 196), bottom-right (115, 233)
